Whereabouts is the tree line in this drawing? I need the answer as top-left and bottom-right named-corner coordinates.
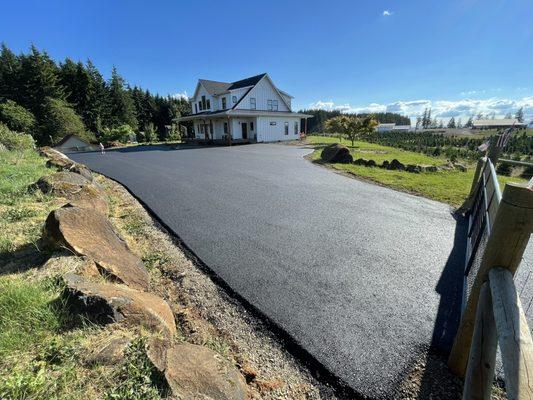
top-left (299, 109), bottom-right (410, 133)
top-left (415, 107), bottom-right (526, 130)
top-left (0, 44), bottom-right (191, 146)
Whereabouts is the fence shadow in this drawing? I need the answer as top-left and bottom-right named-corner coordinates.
top-left (415, 211), bottom-right (468, 398)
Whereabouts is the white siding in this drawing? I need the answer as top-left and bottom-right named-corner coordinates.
top-left (192, 84), bottom-right (215, 114)
top-left (256, 116), bottom-right (300, 142)
top-left (237, 77), bottom-right (289, 112)
top-left (228, 87), bottom-right (249, 108)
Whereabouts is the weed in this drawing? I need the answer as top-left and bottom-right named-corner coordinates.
top-left (123, 214), bottom-right (145, 236)
top-left (204, 337), bottom-right (231, 358)
top-left (105, 337), bottom-right (169, 400)
top-left (142, 251), bottom-right (170, 272)
top-left (2, 206), bottom-right (38, 222)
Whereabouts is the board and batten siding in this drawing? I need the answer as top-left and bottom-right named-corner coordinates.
top-left (192, 84), bottom-right (215, 113)
top-left (236, 77), bottom-right (290, 112)
top-left (256, 116), bottom-right (299, 142)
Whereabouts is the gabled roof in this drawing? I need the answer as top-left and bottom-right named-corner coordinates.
top-left (54, 134), bottom-right (91, 146)
top-left (197, 79), bottom-right (231, 96)
top-left (197, 73), bottom-right (268, 96)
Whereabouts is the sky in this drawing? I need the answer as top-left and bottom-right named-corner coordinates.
top-left (1, 0), bottom-right (532, 124)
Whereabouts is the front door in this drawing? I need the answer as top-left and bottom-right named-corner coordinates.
top-left (241, 123), bottom-right (248, 139)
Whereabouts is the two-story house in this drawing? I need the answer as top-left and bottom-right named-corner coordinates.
top-left (177, 73), bottom-right (312, 142)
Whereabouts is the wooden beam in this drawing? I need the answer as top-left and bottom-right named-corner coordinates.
top-left (449, 183), bottom-right (533, 376)
top-left (462, 282), bottom-right (498, 400)
top-left (489, 267), bottom-right (533, 400)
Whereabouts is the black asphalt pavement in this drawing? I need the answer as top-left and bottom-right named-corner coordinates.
top-left (68, 144), bottom-right (531, 398)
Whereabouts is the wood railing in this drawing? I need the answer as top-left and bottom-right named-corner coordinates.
top-left (448, 157), bottom-right (533, 399)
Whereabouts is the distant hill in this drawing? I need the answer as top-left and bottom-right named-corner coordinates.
top-left (299, 109), bottom-right (410, 133)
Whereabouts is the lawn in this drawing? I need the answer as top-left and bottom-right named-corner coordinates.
top-left (306, 135), bottom-right (526, 207)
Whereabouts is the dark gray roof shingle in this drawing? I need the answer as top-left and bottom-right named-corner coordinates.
top-left (198, 73), bottom-right (267, 95)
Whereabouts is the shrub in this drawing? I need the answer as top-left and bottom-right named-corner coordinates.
top-left (0, 100), bottom-right (36, 133)
top-left (0, 123), bottom-right (35, 150)
top-left (166, 124), bottom-right (182, 142)
top-left (100, 124), bottom-right (135, 144)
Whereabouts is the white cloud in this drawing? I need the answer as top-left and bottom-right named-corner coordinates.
top-left (382, 10), bottom-right (392, 16)
top-left (171, 91), bottom-right (188, 100)
top-left (308, 96), bottom-right (533, 124)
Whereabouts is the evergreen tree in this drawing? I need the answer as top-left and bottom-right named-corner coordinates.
top-left (0, 44), bottom-right (21, 101)
top-left (106, 66), bottom-right (137, 129)
top-left (0, 99), bottom-right (36, 133)
top-left (465, 116), bottom-right (474, 128)
top-left (516, 107), bottom-right (524, 123)
top-left (85, 60), bottom-right (107, 133)
top-left (447, 117), bottom-right (456, 128)
top-left (505, 112), bottom-right (512, 119)
top-left (457, 118), bottom-right (462, 128)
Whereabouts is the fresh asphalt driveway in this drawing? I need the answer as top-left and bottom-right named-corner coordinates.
top-left (69, 144), bottom-right (533, 398)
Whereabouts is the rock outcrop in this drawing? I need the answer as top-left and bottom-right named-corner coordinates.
top-left (63, 274), bottom-right (176, 336)
top-left (43, 205), bottom-right (149, 290)
top-left (35, 172), bottom-right (108, 214)
top-left (321, 143), bottom-right (353, 163)
top-left (146, 339), bottom-right (247, 400)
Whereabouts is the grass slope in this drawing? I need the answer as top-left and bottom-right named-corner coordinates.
top-left (306, 135), bottom-right (525, 207)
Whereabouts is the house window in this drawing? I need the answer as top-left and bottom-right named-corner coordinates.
top-left (269, 121), bottom-right (276, 126)
top-left (250, 98), bottom-right (256, 110)
top-left (195, 103), bottom-right (198, 114)
top-left (221, 97), bottom-right (227, 109)
top-left (198, 101), bottom-right (203, 111)
top-left (206, 99), bottom-right (210, 109)
top-left (232, 96), bottom-right (237, 103)
top-left (294, 121), bottom-right (298, 135)
top-left (250, 122), bottom-right (254, 131)
top-left (267, 100), bottom-right (279, 111)
top-left (223, 122), bottom-right (228, 134)
top-left (201, 95), bottom-right (206, 110)
top-left (284, 122), bottom-right (289, 135)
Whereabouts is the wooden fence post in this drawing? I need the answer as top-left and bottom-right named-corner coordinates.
top-left (462, 282), bottom-right (498, 400)
top-left (489, 267), bottom-right (533, 400)
top-left (449, 183), bottom-right (533, 376)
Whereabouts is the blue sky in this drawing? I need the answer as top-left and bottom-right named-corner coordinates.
top-left (1, 0), bottom-right (532, 123)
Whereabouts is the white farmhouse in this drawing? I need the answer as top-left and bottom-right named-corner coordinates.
top-left (177, 73), bottom-right (312, 142)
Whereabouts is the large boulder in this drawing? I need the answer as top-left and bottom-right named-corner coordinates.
top-left (43, 206), bottom-right (149, 290)
top-left (320, 143), bottom-right (353, 163)
top-left (146, 339), bottom-right (247, 400)
top-left (35, 172), bottom-right (108, 214)
top-left (63, 274), bottom-right (176, 337)
top-left (40, 146), bottom-right (93, 180)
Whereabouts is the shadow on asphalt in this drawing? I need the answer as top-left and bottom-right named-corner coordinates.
top-left (416, 213), bottom-right (468, 398)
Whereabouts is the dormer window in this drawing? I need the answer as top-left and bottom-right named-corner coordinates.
top-left (195, 103), bottom-right (198, 113)
top-left (250, 98), bottom-right (256, 110)
top-left (201, 95), bottom-right (206, 110)
top-left (206, 99), bottom-right (210, 109)
top-left (232, 96), bottom-right (237, 103)
top-left (221, 97), bottom-right (227, 109)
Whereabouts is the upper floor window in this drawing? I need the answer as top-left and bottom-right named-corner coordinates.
top-left (201, 95), bottom-right (206, 110)
top-left (195, 103), bottom-right (198, 113)
top-left (206, 99), bottom-right (210, 109)
top-left (221, 97), bottom-right (227, 109)
top-left (250, 98), bottom-right (256, 110)
top-left (232, 96), bottom-right (237, 103)
top-left (198, 101), bottom-right (203, 111)
top-left (267, 100), bottom-right (278, 111)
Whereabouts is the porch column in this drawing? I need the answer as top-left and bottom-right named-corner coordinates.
top-left (227, 116), bottom-right (232, 146)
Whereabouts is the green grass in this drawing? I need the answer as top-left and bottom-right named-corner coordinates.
top-left (0, 149), bottom-right (57, 258)
top-left (307, 135), bottom-right (446, 166)
top-left (306, 135), bottom-right (526, 206)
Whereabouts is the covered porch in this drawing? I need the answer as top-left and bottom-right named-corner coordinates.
top-left (177, 113), bottom-right (258, 143)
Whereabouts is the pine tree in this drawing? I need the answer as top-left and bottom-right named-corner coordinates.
top-left (516, 107), bottom-right (524, 123)
top-left (0, 44), bottom-right (21, 101)
top-left (85, 60), bottom-right (107, 133)
top-left (465, 116), bottom-right (474, 128)
top-left (457, 118), bottom-right (462, 128)
top-left (106, 66), bottom-right (137, 130)
top-left (447, 117), bottom-right (456, 128)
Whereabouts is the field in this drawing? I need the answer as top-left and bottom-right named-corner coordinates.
top-left (306, 135), bottom-right (526, 207)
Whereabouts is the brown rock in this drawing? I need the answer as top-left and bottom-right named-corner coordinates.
top-left (85, 334), bottom-right (132, 366)
top-left (43, 206), bottom-right (149, 290)
top-left (35, 172), bottom-right (108, 214)
top-left (63, 274), bottom-right (176, 336)
top-left (146, 339), bottom-right (247, 400)
top-left (320, 143), bottom-right (353, 163)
